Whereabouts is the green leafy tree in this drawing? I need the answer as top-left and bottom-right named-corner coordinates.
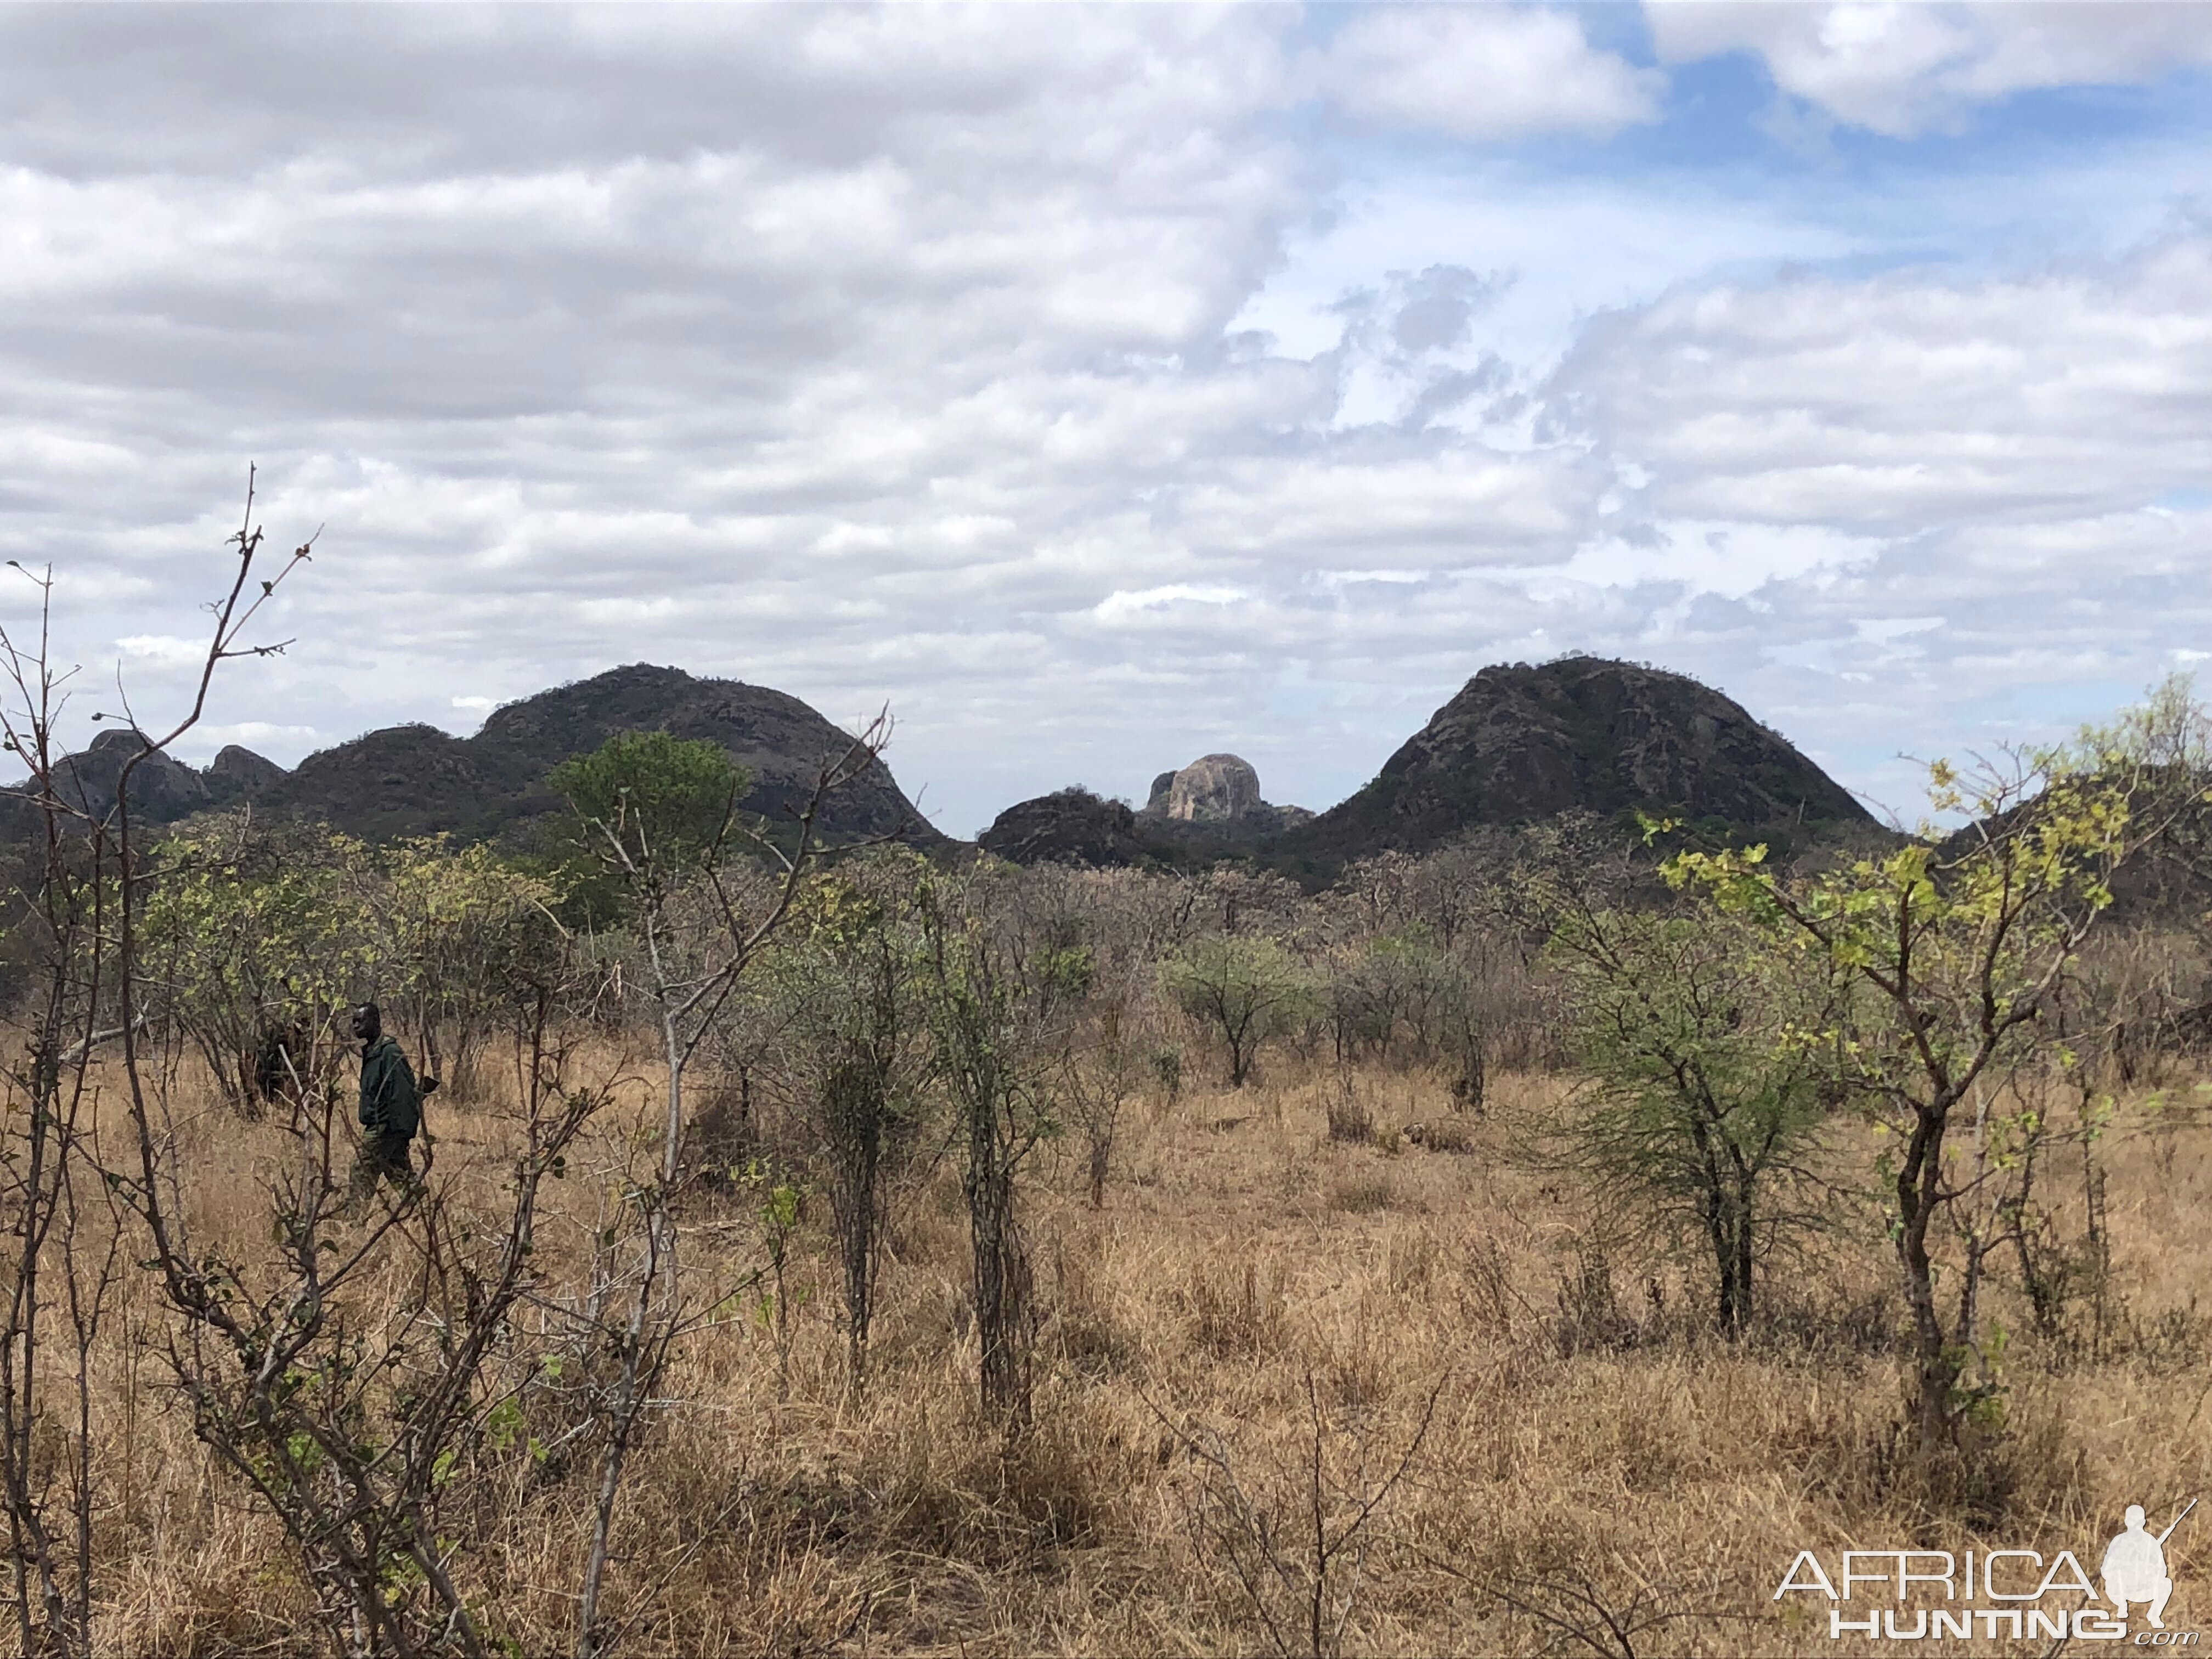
top-left (546, 730), bottom-right (745, 913)
top-left (1543, 903), bottom-right (1839, 1335)
top-left (1163, 935), bottom-right (1313, 1088)
top-left (139, 814), bottom-right (379, 1110)
top-left (363, 836), bottom-right (562, 1099)
top-left (757, 859), bottom-right (930, 1400)
top-left (1667, 751), bottom-right (2165, 1456)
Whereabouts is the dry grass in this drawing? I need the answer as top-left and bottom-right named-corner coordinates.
top-left (29, 1056), bottom-right (2212, 1655)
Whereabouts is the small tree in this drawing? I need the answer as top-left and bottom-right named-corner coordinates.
top-left (1668, 750), bottom-right (2169, 1456)
top-left (1541, 902), bottom-right (1839, 1336)
top-left (919, 872), bottom-right (1055, 1426)
top-left (0, 567), bottom-right (133, 1658)
top-left (1163, 935), bottom-right (1311, 1088)
top-left (551, 720), bottom-right (884, 1652)
top-left (758, 860), bottom-right (928, 1401)
top-left (366, 836), bottom-right (563, 1099)
top-left (138, 814), bottom-right (377, 1113)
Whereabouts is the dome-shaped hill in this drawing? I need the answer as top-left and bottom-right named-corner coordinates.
top-left (1276, 656), bottom-right (1874, 863)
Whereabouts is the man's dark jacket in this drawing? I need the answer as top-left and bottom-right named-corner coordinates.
top-left (359, 1035), bottom-right (422, 1139)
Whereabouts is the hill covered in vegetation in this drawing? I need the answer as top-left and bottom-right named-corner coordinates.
top-left (1273, 655), bottom-right (1876, 865)
top-left (5, 664), bottom-right (943, 849)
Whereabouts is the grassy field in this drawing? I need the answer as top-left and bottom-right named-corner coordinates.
top-left (50, 1053), bottom-right (2212, 1656)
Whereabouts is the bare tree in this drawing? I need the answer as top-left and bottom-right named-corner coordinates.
top-left (555, 719), bottom-right (891, 1656)
top-left (1152, 1369), bottom-right (1447, 1659)
top-left (0, 566), bottom-right (134, 1658)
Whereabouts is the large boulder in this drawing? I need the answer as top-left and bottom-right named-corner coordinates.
top-left (1165, 754), bottom-right (1265, 824)
top-left (208, 744), bottom-right (287, 795)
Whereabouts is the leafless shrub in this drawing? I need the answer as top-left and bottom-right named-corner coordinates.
top-left (1432, 1559), bottom-right (1706, 1659)
top-left (1152, 1368), bottom-right (1447, 1659)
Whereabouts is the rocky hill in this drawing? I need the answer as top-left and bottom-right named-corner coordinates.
top-left (11, 656), bottom-right (1870, 876)
top-left (981, 753), bottom-right (1315, 868)
top-left (1273, 656), bottom-right (1874, 866)
top-left (0, 729), bottom-right (272, 831)
top-left (979, 657), bottom-right (1873, 873)
top-left (977, 788), bottom-right (1159, 868)
top-left (1142, 754), bottom-right (1312, 835)
top-left (5, 665), bottom-right (943, 849)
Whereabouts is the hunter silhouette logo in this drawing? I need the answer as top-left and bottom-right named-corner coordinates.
top-left (1775, 1497), bottom-right (2199, 1641)
top-left (2106, 1500), bottom-right (2194, 1630)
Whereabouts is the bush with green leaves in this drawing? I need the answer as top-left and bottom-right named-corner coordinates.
top-left (1668, 748), bottom-right (2164, 1456)
top-left (1163, 934), bottom-right (1314, 1088)
top-left (752, 856), bottom-right (934, 1398)
top-left (139, 814), bottom-right (562, 1111)
top-left (1541, 903), bottom-right (1841, 1336)
top-left (362, 836), bottom-right (563, 1099)
top-left (546, 730), bottom-right (746, 923)
top-left (138, 814), bottom-right (380, 1110)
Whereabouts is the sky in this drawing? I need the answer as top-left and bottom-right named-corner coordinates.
top-left (1, 2), bottom-right (2207, 838)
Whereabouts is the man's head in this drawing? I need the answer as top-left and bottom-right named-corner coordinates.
top-left (2128, 1505), bottom-right (2148, 1531)
top-left (351, 1003), bottom-right (381, 1046)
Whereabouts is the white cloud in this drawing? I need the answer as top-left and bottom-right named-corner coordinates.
top-left (1550, 229), bottom-right (2212, 531)
top-left (1316, 6), bottom-right (1666, 140)
top-left (115, 634), bottom-right (210, 666)
top-left (0, 5), bottom-right (2204, 833)
top-left (198, 721), bottom-right (320, 749)
top-left (1647, 1), bottom-right (2212, 137)
top-left (1092, 585), bottom-right (1248, 626)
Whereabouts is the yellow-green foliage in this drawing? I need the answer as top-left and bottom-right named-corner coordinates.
top-left (1161, 934), bottom-right (1315, 1088)
top-left (140, 816), bottom-right (381, 1080)
top-left (366, 834), bottom-right (563, 1020)
top-left (140, 814), bottom-right (558, 1099)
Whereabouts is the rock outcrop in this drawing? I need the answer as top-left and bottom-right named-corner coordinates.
top-left (1142, 753), bottom-right (1308, 836)
top-left (978, 788), bottom-right (1154, 867)
top-left (0, 727), bottom-right (280, 833)
top-left (986, 753), bottom-right (1314, 867)
top-left (1274, 655), bottom-right (1874, 864)
top-left (1163, 754), bottom-right (1262, 823)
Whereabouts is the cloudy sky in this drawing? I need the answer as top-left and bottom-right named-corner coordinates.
top-left (3, 2), bottom-right (2207, 836)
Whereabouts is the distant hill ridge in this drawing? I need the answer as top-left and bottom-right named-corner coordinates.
top-left (9, 656), bottom-right (1872, 876)
top-left (980, 655), bottom-right (1876, 872)
top-left (4, 664), bottom-right (941, 849)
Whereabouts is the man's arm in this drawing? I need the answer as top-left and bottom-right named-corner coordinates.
top-left (359, 1046), bottom-right (391, 1133)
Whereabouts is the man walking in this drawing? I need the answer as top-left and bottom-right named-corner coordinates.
top-left (347, 1002), bottom-right (424, 1209)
